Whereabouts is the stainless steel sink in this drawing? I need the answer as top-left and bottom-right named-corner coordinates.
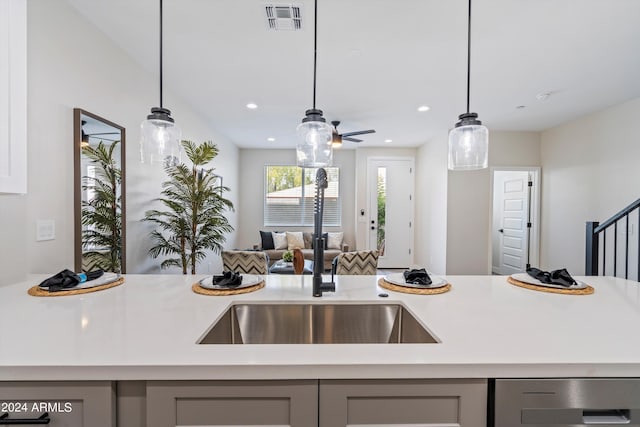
top-left (198, 303), bottom-right (438, 344)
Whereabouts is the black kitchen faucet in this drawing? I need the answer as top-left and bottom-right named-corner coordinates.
top-left (312, 168), bottom-right (335, 297)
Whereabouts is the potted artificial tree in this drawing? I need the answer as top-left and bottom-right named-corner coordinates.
top-left (81, 140), bottom-right (122, 272)
top-left (144, 140), bottom-right (234, 274)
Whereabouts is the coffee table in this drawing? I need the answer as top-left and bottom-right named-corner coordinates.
top-left (269, 259), bottom-right (313, 275)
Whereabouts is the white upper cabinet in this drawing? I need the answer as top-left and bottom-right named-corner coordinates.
top-left (0, 0), bottom-right (27, 194)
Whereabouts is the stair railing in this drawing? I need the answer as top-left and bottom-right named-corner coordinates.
top-left (585, 198), bottom-right (640, 279)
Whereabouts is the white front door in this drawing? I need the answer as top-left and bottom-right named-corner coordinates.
top-left (368, 158), bottom-right (414, 269)
top-left (493, 171), bottom-right (530, 275)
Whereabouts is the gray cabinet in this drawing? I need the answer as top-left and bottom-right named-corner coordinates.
top-left (146, 380), bottom-right (318, 427)
top-left (145, 379), bottom-right (486, 427)
top-left (0, 381), bottom-right (115, 426)
top-left (320, 379), bottom-right (487, 427)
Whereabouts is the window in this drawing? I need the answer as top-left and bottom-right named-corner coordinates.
top-left (264, 166), bottom-right (341, 226)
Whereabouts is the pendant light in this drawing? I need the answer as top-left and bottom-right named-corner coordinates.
top-left (140, 0), bottom-right (182, 167)
top-left (296, 0), bottom-right (333, 168)
top-left (448, 0), bottom-right (488, 171)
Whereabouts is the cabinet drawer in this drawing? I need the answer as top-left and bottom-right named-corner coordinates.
top-left (0, 381), bottom-right (115, 427)
top-left (319, 379), bottom-right (487, 427)
top-left (147, 380), bottom-right (317, 427)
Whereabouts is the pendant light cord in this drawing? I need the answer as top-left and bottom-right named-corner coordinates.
top-left (159, 0), bottom-right (164, 108)
top-left (466, 0), bottom-right (471, 114)
top-left (312, 0), bottom-right (318, 109)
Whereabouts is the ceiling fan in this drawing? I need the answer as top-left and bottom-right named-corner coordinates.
top-left (331, 120), bottom-right (375, 147)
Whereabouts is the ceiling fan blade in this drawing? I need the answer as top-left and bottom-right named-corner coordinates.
top-left (343, 137), bottom-right (362, 143)
top-left (87, 132), bottom-right (121, 136)
top-left (341, 129), bottom-right (376, 137)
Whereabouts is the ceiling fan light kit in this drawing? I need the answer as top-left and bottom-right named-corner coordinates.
top-left (330, 120), bottom-right (375, 147)
top-left (448, 0), bottom-right (489, 171)
top-left (140, 0), bottom-right (182, 167)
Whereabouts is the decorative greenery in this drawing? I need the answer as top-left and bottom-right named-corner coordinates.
top-left (144, 140), bottom-right (234, 274)
top-left (282, 250), bottom-right (293, 263)
top-left (81, 140), bottom-right (122, 272)
top-left (377, 171), bottom-right (386, 255)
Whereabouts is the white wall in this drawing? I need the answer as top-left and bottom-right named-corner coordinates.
top-left (0, 0), bottom-right (239, 282)
top-left (0, 195), bottom-right (27, 285)
top-left (354, 147), bottom-right (418, 250)
top-left (414, 132), bottom-right (448, 274)
top-left (236, 149), bottom-right (356, 250)
top-left (540, 97), bottom-right (640, 276)
top-left (446, 131), bottom-right (541, 274)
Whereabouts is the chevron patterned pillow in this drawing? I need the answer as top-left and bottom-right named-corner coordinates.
top-left (334, 250), bottom-right (378, 275)
top-left (221, 251), bottom-right (269, 275)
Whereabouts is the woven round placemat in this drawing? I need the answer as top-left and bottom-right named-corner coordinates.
top-left (378, 278), bottom-right (451, 295)
top-left (507, 276), bottom-right (594, 295)
top-left (28, 277), bottom-right (125, 297)
top-left (191, 281), bottom-right (265, 296)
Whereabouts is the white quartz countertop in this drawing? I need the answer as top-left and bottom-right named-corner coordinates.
top-left (1, 273), bottom-right (640, 381)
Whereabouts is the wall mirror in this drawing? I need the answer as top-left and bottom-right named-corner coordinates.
top-left (73, 109), bottom-right (126, 273)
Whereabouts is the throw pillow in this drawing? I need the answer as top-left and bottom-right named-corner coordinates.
top-left (272, 232), bottom-right (287, 250)
top-left (286, 231), bottom-right (305, 250)
top-left (302, 232), bottom-right (313, 249)
top-left (259, 230), bottom-right (275, 250)
top-left (327, 232), bottom-right (343, 250)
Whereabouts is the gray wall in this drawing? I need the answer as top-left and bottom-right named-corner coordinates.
top-left (541, 97), bottom-right (640, 276)
top-left (446, 131), bottom-right (541, 274)
top-left (236, 149), bottom-right (356, 251)
top-left (414, 132), bottom-right (449, 274)
top-left (0, 0), bottom-right (239, 285)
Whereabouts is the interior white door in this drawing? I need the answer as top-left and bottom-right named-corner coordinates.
top-left (495, 171), bottom-right (530, 275)
top-left (368, 158), bottom-right (414, 269)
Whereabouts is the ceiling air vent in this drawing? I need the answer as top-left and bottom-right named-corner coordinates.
top-left (265, 4), bottom-right (302, 31)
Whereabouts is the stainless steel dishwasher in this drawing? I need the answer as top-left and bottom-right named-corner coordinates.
top-left (491, 378), bottom-right (640, 426)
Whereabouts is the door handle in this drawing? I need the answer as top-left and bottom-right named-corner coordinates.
top-left (583, 409), bottom-right (630, 424)
top-left (498, 228), bottom-right (504, 233)
top-left (0, 412), bottom-right (51, 424)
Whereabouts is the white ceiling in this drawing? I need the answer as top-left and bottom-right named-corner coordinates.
top-left (66, 0), bottom-right (640, 149)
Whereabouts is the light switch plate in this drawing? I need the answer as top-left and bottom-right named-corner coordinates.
top-left (36, 219), bottom-right (55, 241)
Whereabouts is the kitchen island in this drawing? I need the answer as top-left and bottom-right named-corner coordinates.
top-left (2, 273), bottom-right (640, 380)
top-left (1, 274), bottom-right (640, 426)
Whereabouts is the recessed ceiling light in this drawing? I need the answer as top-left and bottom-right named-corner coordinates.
top-left (536, 92), bottom-right (552, 101)
top-left (267, 137), bottom-right (275, 142)
top-left (384, 139), bottom-right (393, 143)
top-left (246, 103), bottom-right (258, 109)
top-left (417, 105), bottom-right (430, 112)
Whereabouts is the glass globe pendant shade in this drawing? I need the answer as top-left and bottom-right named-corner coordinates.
top-left (448, 112), bottom-right (489, 171)
top-left (140, 107), bottom-right (182, 167)
top-left (296, 109), bottom-right (333, 167)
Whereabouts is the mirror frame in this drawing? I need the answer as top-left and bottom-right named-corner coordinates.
top-left (73, 108), bottom-right (126, 273)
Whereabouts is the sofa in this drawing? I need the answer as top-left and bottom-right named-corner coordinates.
top-left (254, 231), bottom-right (349, 271)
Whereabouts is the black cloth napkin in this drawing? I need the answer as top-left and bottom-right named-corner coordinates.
top-left (403, 268), bottom-right (432, 286)
top-left (38, 269), bottom-right (105, 292)
top-left (213, 271), bottom-right (243, 288)
top-left (526, 267), bottom-right (577, 287)
top-left (83, 269), bottom-right (104, 281)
